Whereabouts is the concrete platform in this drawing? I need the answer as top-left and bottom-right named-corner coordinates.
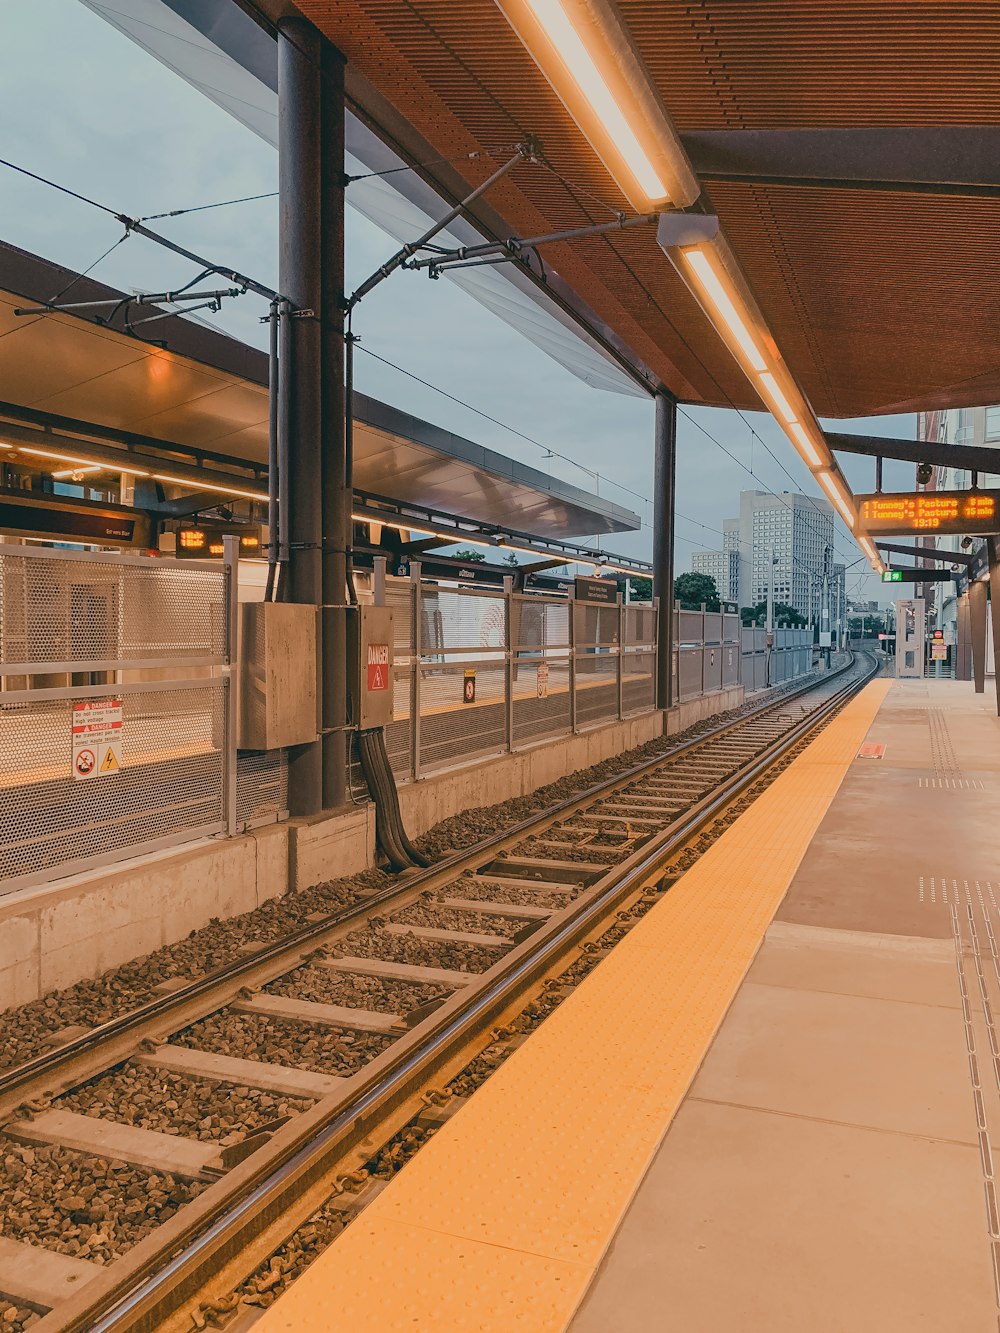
top-left (572, 678), bottom-right (1000, 1333)
top-left (254, 678), bottom-right (901, 1331)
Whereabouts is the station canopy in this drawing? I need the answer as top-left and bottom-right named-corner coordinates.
top-left (85, 0), bottom-right (1000, 419)
top-left (0, 243), bottom-right (639, 543)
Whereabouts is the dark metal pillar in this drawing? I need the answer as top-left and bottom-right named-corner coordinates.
top-left (279, 19), bottom-right (349, 814)
top-left (653, 391), bottom-right (676, 710)
top-left (970, 576), bottom-right (988, 695)
top-left (955, 591), bottom-right (972, 681)
top-left (989, 537), bottom-right (1000, 716)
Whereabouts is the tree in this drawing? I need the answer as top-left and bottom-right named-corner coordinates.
top-left (502, 551), bottom-right (519, 567)
top-left (673, 571), bottom-right (720, 611)
top-left (619, 575), bottom-right (652, 601)
top-left (453, 548), bottom-right (486, 563)
top-left (848, 613), bottom-right (886, 638)
top-left (741, 601), bottom-right (805, 628)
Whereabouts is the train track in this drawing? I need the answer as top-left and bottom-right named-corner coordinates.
top-left (0, 653), bottom-right (878, 1332)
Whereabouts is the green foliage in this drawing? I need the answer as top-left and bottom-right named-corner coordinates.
top-left (453, 548), bottom-right (486, 563)
top-left (848, 613), bottom-right (887, 637)
top-left (622, 575), bottom-right (653, 600)
top-left (674, 571), bottom-right (720, 611)
top-left (741, 601), bottom-right (806, 627)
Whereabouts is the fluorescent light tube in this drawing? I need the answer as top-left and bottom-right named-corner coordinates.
top-left (524, 0), bottom-right (666, 201)
top-left (682, 248), bottom-right (766, 371)
top-left (757, 372), bottom-right (798, 425)
top-left (788, 423), bottom-right (824, 468)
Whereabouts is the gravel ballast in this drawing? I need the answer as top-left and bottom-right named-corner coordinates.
top-left (59, 1064), bottom-right (315, 1144)
top-left (338, 927), bottom-right (503, 975)
top-left (265, 965), bottom-right (450, 1013)
top-left (0, 1141), bottom-right (206, 1263)
top-left (172, 1012), bottom-right (394, 1077)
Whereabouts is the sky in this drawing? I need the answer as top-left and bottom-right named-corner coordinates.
top-left (1, 0), bottom-right (917, 606)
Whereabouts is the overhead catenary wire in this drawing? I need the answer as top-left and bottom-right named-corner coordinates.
top-left (138, 191), bottom-right (278, 222)
top-left (0, 156), bottom-right (880, 590)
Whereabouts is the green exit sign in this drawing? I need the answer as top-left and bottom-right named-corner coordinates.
top-left (882, 570), bottom-right (904, 582)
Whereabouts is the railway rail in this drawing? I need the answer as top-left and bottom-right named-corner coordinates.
top-left (0, 652), bottom-right (879, 1332)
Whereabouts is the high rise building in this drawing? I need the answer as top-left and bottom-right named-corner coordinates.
top-left (689, 491), bottom-right (837, 622)
top-left (691, 548), bottom-right (740, 602)
top-left (917, 405), bottom-right (1000, 636)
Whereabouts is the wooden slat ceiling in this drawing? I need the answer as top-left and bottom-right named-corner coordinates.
top-left (300, 0), bottom-right (1000, 418)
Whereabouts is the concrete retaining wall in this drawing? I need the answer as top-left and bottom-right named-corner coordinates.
top-left (0, 687), bottom-right (741, 1009)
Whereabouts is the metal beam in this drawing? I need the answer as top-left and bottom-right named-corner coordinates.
top-left (682, 127), bottom-right (1000, 199)
top-left (0, 401), bottom-right (266, 480)
top-left (828, 431), bottom-right (1000, 476)
top-left (876, 540), bottom-right (973, 567)
top-left (653, 392), bottom-right (676, 710)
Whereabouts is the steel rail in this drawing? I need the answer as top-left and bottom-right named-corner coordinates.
top-left (38, 653), bottom-right (878, 1333)
top-left (0, 655), bottom-right (858, 1119)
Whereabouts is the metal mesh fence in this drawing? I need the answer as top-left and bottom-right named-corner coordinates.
top-left (512, 657), bottom-right (572, 745)
top-left (0, 685), bottom-right (225, 888)
top-left (236, 748), bottom-right (288, 828)
top-left (365, 585), bottom-right (663, 777)
top-left (0, 544), bottom-right (233, 895)
top-left (0, 547), bottom-right (226, 671)
top-left (418, 659), bottom-right (507, 771)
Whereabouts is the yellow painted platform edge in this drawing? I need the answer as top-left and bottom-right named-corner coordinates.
top-left (257, 680), bottom-right (890, 1333)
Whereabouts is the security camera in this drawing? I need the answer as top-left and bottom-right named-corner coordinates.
top-left (916, 462), bottom-right (933, 485)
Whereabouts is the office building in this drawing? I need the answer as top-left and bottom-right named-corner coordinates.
top-left (690, 491), bottom-right (840, 624)
top-left (691, 547), bottom-right (740, 603)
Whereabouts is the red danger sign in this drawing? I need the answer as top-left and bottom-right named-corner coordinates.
top-left (367, 642), bottom-right (389, 691)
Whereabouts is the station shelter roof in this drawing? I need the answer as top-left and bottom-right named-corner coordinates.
top-left (293, 0), bottom-right (1000, 421)
top-left (0, 243), bottom-right (639, 542)
top-left (99, 0), bottom-right (1000, 423)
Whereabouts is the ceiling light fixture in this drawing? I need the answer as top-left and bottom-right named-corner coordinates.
top-left (495, 0), bottom-right (700, 210)
top-left (817, 471), bottom-right (856, 529)
top-left (152, 474), bottom-right (266, 503)
top-left (18, 446), bottom-right (150, 477)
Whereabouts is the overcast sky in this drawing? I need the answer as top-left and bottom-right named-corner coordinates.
top-left (2, 0), bottom-right (917, 604)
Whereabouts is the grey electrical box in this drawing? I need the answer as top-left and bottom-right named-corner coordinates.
top-left (238, 602), bottom-right (318, 749)
top-left (348, 604), bottom-right (395, 730)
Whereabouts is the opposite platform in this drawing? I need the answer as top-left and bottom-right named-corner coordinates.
top-left (257, 677), bottom-right (891, 1332)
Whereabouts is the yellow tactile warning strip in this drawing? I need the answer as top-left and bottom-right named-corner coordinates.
top-left (258, 680), bottom-right (892, 1333)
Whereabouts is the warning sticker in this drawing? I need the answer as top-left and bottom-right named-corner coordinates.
top-left (72, 698), bottom-right (123, 781)
top-left (367, 643), bottom-right (389, 691)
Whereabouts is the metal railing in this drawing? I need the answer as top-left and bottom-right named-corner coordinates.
top-left (675, 608), bottom-right (743, 702)
top-left (1, 542), bottom-right (820, 894)
top-left (0, 542), bottom-right (239, 895)
top-left (377, 575), bottom-right (658, 781)
top-left (740, 625), bottom-right (814, 690)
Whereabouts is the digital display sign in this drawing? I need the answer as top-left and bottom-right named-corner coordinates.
top-left (857, 491), bottom-right (1000, 536)
top-left (882, 570), bottom-right (903, 582)
top-left (176, 524), bottom-right (262, 559)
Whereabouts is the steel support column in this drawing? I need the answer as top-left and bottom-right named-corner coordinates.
top-left (955, 591), bottom-right (972, 681)
top-left (278, 19), bottom-right (349, 814)
top-left (989, 538), bottom-right (1000, 715)
top-left (970, 578), bottom-right (988, 695)
top-left (653, 392), bottom-right (676, 710)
